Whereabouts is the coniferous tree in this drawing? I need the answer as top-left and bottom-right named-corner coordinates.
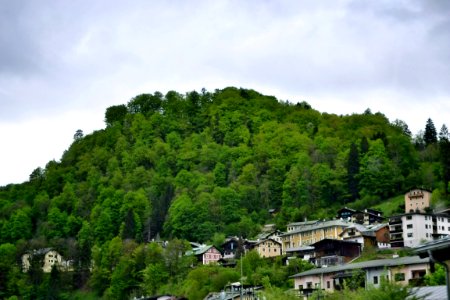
top-left (439, 124), bottom-right (450, 195)
top-left (347, 143), bottom-right (360, 202)
top-left (360, 137), bottom-right (369, 155)
top-left (424, 118), bottom-right (438, 146)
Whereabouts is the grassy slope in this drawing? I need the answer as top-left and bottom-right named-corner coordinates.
top-left (373, 194), bottom-right (404, 217)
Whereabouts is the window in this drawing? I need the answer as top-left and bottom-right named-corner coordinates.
top-left (299, 285), bottom-right (303, 290)
top-left (373, 276), bottom-right (378, 284)
top-left (407, 224), bottom-right (413, 229)
top-left (426, 233), bottom-right (429, 237)
top-left (425, 224), bottom-right (428, 229)
top-left (406, 215), bottom-right (412, 220)
top-left (327, 281), bottom-right (331, 289)
top-left (407, 233), bottom-right (413, 238)
top-left (395, 273), bottom-right (405, 281)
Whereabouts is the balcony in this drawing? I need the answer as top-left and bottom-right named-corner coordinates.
top-left (389, 218), bottom-right (402, 225)
top-left (391, 240), bottom-right (404, 248)
top-left (389, 225), bottom-right (403, 233)
top-left (390, 233), bottom-right (403, 241)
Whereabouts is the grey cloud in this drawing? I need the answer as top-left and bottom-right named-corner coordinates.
top-left (0, 2), bottom-right (43, 76)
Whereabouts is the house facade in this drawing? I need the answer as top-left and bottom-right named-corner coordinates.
top-left (280, 220), bottom-right (352, 254)
top-left (191, 245), bottom-right (222, 265)
top-left (253, 238), bottom-right (282, 258)
top-left (337, 207), bottom-right (384, 225)
top-left (340, 223), bottom-right (390, 249)
top-left (405, 189), bottom-right (431, 213)
top-left (310, 239), bottom-right (361, 267)
top-left (291, 256), bottom-right (430, 296)
top-left (390, 213), bottom-right (450, 248)
top-left (22, 248), bottom-right (69, 273)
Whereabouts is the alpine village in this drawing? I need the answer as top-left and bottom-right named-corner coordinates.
top-left (2, 87), bottom-right (450, 300)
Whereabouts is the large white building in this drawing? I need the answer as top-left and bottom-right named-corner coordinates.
top-left (390, 213), bottom-right (450, 248)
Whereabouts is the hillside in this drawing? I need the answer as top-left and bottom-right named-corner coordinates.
top-left (0, 87), bottom-right (449, 298)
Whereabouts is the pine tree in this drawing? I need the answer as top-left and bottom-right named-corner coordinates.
top-left (347, 143), bottom-right (360, 202)
top-left (424, 118), bottom-right (437, 146)
top-left (360, 137), bottom-right (369, 155)
top-left (439, 124), bottom-right (450, 195)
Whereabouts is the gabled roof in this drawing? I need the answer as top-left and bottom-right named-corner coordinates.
top-left (192, 245), bottom-right (216, 255)
top-left (290, 256), bottom-right (430, 278)
top-left (186, 245), bottom-right (219, 256)
top-left (255, 230), bottom-right (283, 240)
top-left (365, 223), bottom-right (388, 232)
top-left (339, 223), bottom-right (368, 236)
top-left (337, 207), bottom-right (359, 214)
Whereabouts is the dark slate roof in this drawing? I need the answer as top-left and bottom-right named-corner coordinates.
top-left (414, 236), bottom-right (450, 255)
top-left (285, 246), bottom-right (315, 253)
top-left (290, 256), bottom-right (430, 278)
top-left (28, 248), bottom-right (53, 255)
top-left (310, 238), bottom-right (361, 247)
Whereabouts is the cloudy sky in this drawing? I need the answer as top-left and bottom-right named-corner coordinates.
top-left (1, 0), bottom-right (449, 186)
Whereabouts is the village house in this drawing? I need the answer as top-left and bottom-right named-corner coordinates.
top-left (389, 188), bottom-right (450, 248)
top-left (339, 223), bottom-right (390, 249)
top-left (253, 238), bottom-right (282, 258)
top-left (291, 255), bottom-right (430, 297)
top-left (389, 212), bottom-right (450, 248)
top-left (405, 188), bottom-right (432, 213)
top-left (280, 219), bottom-right (352, 254)
top-left (221, 237), bottom-right (256, 260)
top-left (337, 207), bottom-right (384, 225)
top-left (255, 227), bottom-right (284, 244)
top-left (22, 248), bottom-right (70, 273)
top-left (188, 245), bottom-right (222, 265)
top-left (310, 239), bottom-right (361, 267)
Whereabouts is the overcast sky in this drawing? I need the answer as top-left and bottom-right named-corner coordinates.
top-left (1, 0), bottom-right (449, 186)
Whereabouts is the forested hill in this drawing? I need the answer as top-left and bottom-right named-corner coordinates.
top-left (1, 87), bottom-right (449, 247)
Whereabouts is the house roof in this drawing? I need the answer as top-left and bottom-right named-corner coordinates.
top-left (253, 238), bottom-right (281, 246)
top-left (255, 230), bottom-right (283, 240)
top-left (281, 220), bottom-right (352, 236)
top-left (339, 223), bottom-right (368, 236)
top-left (365, 223), bottom-right (388, 232)
top-left (290, 256), bottom-right (430, 278)
top-left (337, 207), bottom-right (359, 214)
top-left (310, 238), bottom-right (361, 248)
top-left (287, 220), bottom-right (319, 227)
top-left (414, 236), bottom-right (450, 262)
top-left (195, 245), bottom-right (212, 255)
top-left (409, 285), bottom-right (447, 300)
top-left (285, 246), bottom-right (315, 253)
top-left (26, 248), bottom-right (54, 255)
top-left (186, 245), bottom-right (218, 256)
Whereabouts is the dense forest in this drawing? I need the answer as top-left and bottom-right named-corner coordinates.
top-left (1, 87), bottom-right (449, 299)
